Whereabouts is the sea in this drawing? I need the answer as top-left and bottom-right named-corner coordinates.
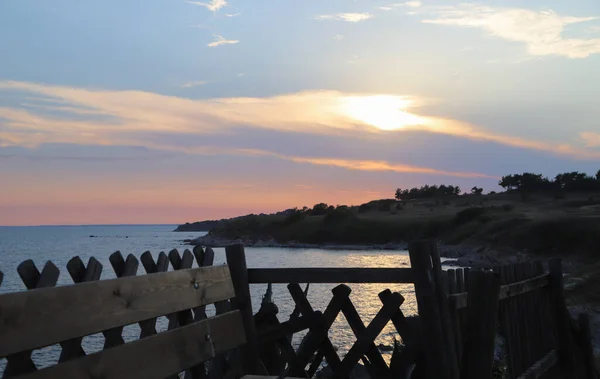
top-left (0, 224), bottom-right (425, 373)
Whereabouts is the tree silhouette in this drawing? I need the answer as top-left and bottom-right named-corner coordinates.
top-left (471, 186), bottom-right (483, 195)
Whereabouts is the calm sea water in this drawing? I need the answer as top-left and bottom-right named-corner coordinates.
top-left (0, 224), bottom-right (421, 372)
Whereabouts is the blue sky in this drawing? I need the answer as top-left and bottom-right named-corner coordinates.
top-left (1, 0), bottom-right (599, 225)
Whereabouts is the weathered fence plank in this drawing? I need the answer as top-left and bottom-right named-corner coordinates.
top-left (408, 240), bottom-right (451, 379)
top-left (287, 283), bottom-right (345, 376)
top-left (548, 258), bottom-right (576, 377)
top-left (379, 289), bottom-right (415, 348)
top-left (16, 311), bottom-right (246, 379)
top-left (515, 350), bottom-right (557, 379)
top-left (429, 243), bottom-right (459, 379)
top-left (340, 294), bottom-right (391, 377)
top-left (460, 270), bottom-right (501, 379)
top-left (247, 268), bottom-right (415, 284)
top-left (576, 313), bottom-right (598, 379)
top-left (0, 265), bottom-right (234, 357)
top-left (225, 244), bottom-right (266, 376)
top-left (59, 257), bottom-right (103, 363)
top-left (339, 291), bottom-right (404, 377)
top-left (3, 260), bottom-right (60, 378)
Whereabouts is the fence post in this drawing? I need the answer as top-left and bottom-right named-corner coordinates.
top-left (430, 242), bottom-right (459, 379)
top-left (460, 270), bottom-right (501, 379)
top-left (225, 244), bottom-right (266, 376)
top-left (408, 240), bottom-right (451, 379)
top-left (548, 258), bottom-right (576, 378)
top-left (577, 313), bottom-right (598, 379)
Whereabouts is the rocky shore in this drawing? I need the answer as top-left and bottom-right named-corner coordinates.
top-left (185, 234), bottom-right (533, 268)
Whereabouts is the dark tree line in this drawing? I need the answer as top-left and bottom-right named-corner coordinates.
top-left (395, 184), bottom-right (461, 200)
top-left (499, 170), bottom-right (600, 192)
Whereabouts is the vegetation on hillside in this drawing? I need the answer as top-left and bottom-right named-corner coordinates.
top-left (498, 171), bottom-right (600, 192)
top-left (179, 169), bottom-right (600, 256)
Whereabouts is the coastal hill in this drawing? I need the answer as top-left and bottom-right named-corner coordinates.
top-left (174, 220), bottom-right (222, 232)
top-left (176, 171), bottom-right (600, 259)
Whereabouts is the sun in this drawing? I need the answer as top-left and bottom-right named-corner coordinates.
top-left (341, 95), bottom-right (426, 131)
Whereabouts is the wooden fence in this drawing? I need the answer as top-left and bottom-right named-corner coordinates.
top-left (0, 240), bottom-right (597, 379)
top-left (0, 246), bottom-right (239, 379)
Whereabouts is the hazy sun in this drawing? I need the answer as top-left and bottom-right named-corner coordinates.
top-left (341, 95), bottom-right (426, 131)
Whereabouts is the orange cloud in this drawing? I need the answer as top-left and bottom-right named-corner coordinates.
top-left (1, 80), bottom-right (599, 161)
top-left (289, 157), bottom-right (498, 179)
top-left (580, 132), bottom-right (600, 148)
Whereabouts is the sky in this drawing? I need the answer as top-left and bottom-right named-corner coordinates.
top-left (1, 0), bottom-right (600, 226)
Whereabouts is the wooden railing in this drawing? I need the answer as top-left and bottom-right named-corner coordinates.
top-left (0, 247), bottom-right (248, 379)
top-left (1, 241), bottom-right (597, 379)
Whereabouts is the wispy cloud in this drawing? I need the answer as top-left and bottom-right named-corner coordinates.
top-left (207, 35), bottom-right (239, 47)
top-left (1, 81), bottom-right (600, 161)
top-left (422, 4), bottom-right (600, 58)
top-left (398, 1), bottom-right (421, 8)
top-left (333, 34), bottom-right (344, 41)
top-left (225, 12), bottom-right (240, 17)
top-left (580, 132), bottom-right (600, 147)
top-left (290, 157), bottom-right (497, 178)
top-left (314, 13), bottom-right (373, 22)
top-left (181, 81), bottom-right (207, 88)
top-left (380, 2), bottom-right (421, 10)
top-left (185, 0), bottom-right (227, 12)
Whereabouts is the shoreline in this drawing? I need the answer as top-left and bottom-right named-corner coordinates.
top-left (185, 235), bottom-right (533, 268)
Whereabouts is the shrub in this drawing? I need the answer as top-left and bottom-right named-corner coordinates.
top-left (311, 203), bottom-right (329, 215)
top-left (454, 207), bottom-right (486, 225)
top-left (323, 207), bottom-right (356, 224)
top-left (501, 204), bottom-right (514, 212)
top-left (283, 209), bottom-right (306, 225)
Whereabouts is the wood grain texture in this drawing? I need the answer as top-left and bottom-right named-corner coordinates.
top-left (287, 283), bottom-right (344, 376)
top-left (59, 256), bottom-right (104, 363)
top-left (515, 350), bottom-right (557, 379)
top-left (0, 265), bottom-right (234, 357)
top-left (548, 258), bottom-right (576, 377)
top-left (449, 273), bottom-right (550, 310)
top-left (429, 243), bottom-right (459, 379)
top-left (460, 270), bottom-right (501, 379)
top-left (3, 260), bottom-right (60, 378)
top-left (226, 244), bottom-right (266, 376)
top-left (339, 296), bottom-right (390, 377)
top-left (247, 267), bottom-right (415, 284)
top-left (17, 311), bottom-right (246, 379)
top-left (408, 240), bottom-right (451, 379)
top-left (338, 292), bottom-right (404, 377)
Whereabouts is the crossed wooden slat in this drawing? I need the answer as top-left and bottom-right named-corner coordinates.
top-left (102, 251), bottom-right (139, 349)
top-left (281, 284), bottom-right (407, 379)
top-left (59, 256), bottom-right (103, 362)
top-left (2, 260), bottom-right (60, 378)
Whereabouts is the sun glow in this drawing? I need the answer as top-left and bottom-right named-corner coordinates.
top-left (341, 95), bottom-right (426, 131)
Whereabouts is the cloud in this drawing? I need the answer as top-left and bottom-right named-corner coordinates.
top-left (181, 81), bottom-right (207, 88)
top-left (380, 2), bottom-right (421, 10)
top-left (225, 12), bottom-right (240, 17)
top-left (207, 35), bottom-right (239, 47)
top-left (422, 4), bottom-right (600, 58)
top-left (289, 157), bottom-right (497, 178)
top-left (399, 2), bottom-right (421, 8)
top-left (333, 34), bottom-right (344, 41)
top-left (186, 0), bottom-right (227, 12)
top-left (315, 13), bottom-right (373, 22)
top-left (580, 132), bottom-right (600, 147)
top-left (1, 81), bottom-right (600, 161)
